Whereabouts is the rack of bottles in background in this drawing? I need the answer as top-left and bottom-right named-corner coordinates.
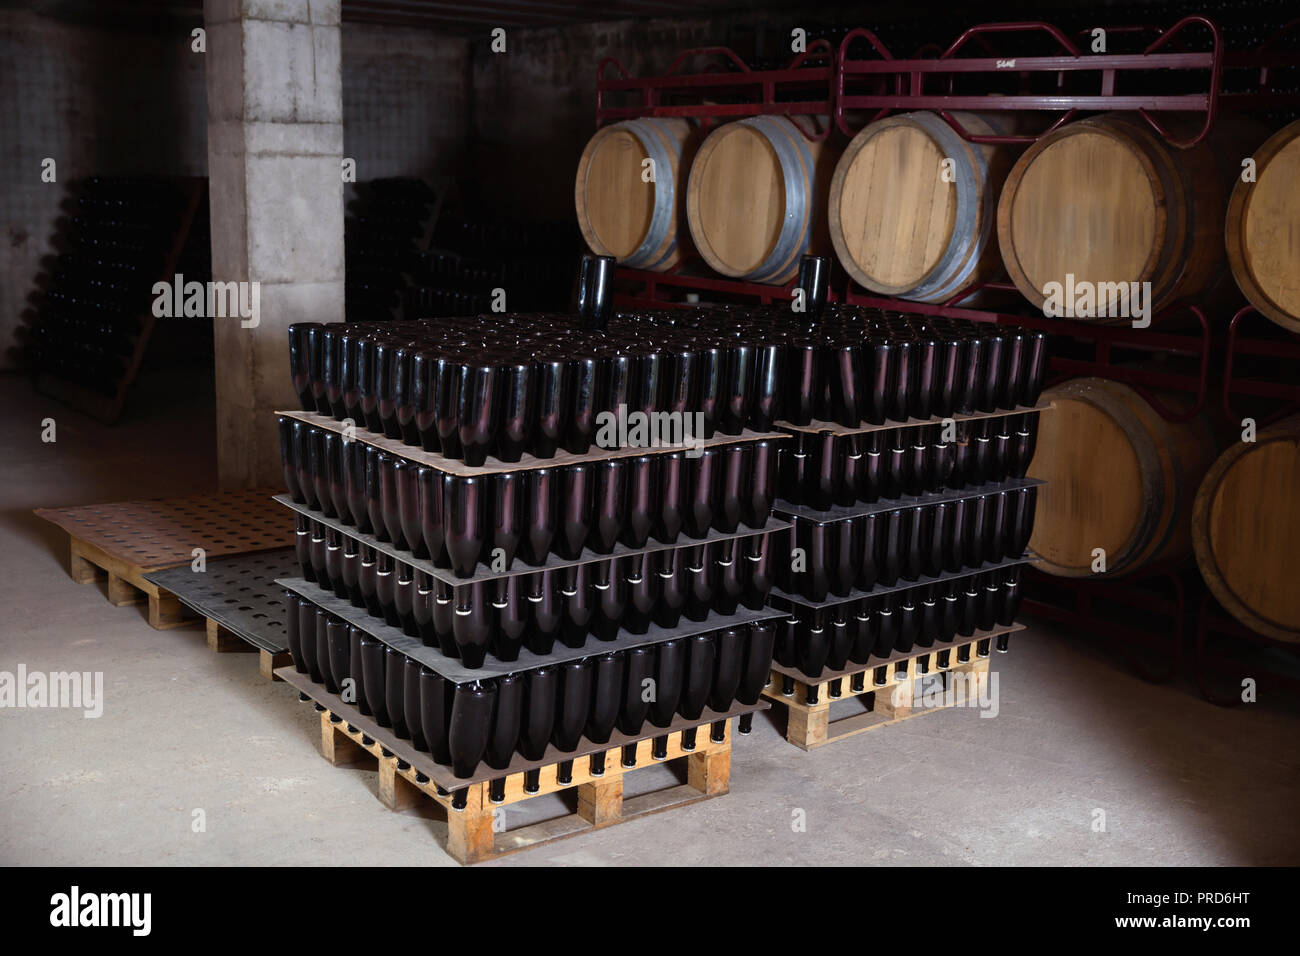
top-left (20, 176), bottom-right (210, 422)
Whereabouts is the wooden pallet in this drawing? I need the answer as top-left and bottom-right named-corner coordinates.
top-left (762, 623), bottom-right (1022, 750)
top-left (203, 620), bottom-right (292, 678)
top-left (63, 533), bottom-right (189, 628)
top-left (35, 489), bottom-right (291, 630)
top-left (283, 667), bottom-right (753, 864)
top-left (144, 548), bottom-right (297, 679)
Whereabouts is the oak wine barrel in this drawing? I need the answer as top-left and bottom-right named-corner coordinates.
top-left (1193, 414), bottom-right (1300, 642)
top-left (1028, 378), bottom-right (1218, 577)
top-left (685, 115), bottom-right (838, 285)
top-left (1226, 119), bottom-right (1300, 335)
top-left (828, 111), bottom-right (1020, 303)
top-left (998, 114), bottom-right (1249, 319)
top-left (574, 118), bottom-right (697, 272)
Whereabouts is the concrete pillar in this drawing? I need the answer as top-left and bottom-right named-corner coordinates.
top-left (204, 0), bottom-right (344, 489)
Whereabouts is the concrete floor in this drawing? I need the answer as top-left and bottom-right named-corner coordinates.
top-left (2, 371), bottom-right (1298, 867)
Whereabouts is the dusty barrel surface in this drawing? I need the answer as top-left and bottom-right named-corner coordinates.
top-left (1193, 414), bottom-right (1300, 642)
top-left (828, 111), bottom-right (1019, 303)
top-left (685, 115), bottom-right (837, 285)
top-left (574, 118), bottom-right (697, 272)
top-left (1027, 377), bottom-right (1218, 577)
top-left (1226, 119), bottom-right (1300, 334)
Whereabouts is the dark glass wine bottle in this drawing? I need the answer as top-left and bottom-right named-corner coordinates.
top-left (449, 681), bottom-right (496, 778)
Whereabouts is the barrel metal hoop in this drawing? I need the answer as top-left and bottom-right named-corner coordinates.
top-left (906, 112), bottom-right (985, 302)
top-left (1057, 380), bottom-right (1165, 574)
top-left (623, 119), bottom-right (680, 269)
top-left (745, 116), bottom-right (814, 284)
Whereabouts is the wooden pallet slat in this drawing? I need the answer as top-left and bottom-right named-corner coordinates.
top-left (763, 625), bottom-right (1019, 750)
top-left (66, 535), bottom-right (188, 628)
top-left (290, 669), bottom-right (750, 865)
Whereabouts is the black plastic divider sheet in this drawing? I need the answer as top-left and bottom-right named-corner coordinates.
top-left (278, 576), bottom-right (785, 684)
top-left (145, 548), bottom-right (299, 652)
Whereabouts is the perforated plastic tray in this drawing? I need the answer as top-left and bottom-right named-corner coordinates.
top-left (146, 548), bottom-right (298, 652)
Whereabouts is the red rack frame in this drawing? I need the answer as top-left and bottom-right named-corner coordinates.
top-left (835, 16), bottom-right (1300, 146)
top-left (598, 16), bottom-right (1300, 697)
top-left (596, 41), bottom-right (836, 139)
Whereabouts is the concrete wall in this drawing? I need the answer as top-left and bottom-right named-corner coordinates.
top-left (0, 8), bottom-right (471, 371)
top-left (342, 23), bottom-right (470, 184)
top-left (469, 16), bottom-right (724, 222)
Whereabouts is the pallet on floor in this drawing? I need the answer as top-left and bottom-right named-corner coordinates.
top-left (279, 666), bottom-right (762, 864)
top-left (35, 489), bottom-right (291, 630)
top-left (762, 623), bottom-right (1024, 750)
top-left (144, 548), bottom-right (297, 678)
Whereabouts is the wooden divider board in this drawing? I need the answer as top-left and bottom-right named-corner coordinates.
top-left (35, 489), bottom-right (292, 629)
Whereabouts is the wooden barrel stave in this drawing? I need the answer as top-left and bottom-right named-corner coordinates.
top-left (1193, 414), bottom-right (1300, 642)
top-left (998, 113), bottom-right (1259, 319)
top-left (828, 111), bottom-right (1019, 304)
top-left (1028, 377), bottom-right (1219, 577)
top-left (685, 115), bottom-right (836, 285)
top-left (574, 118), bottom-right (696, 272)
top-left (1226, 119), bottom-right (1300, 335)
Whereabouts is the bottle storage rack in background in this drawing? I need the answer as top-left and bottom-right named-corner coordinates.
top-left (344, 177), bottom-right (577, 325)
top-left (25, 176), bottom-right (210, 423)
top-left (595, 16), bottom-right (1300, 698)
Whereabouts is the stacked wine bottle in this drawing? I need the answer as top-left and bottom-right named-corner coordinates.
top-left (286, 304), bottom-right (1045, 467)
top-left (750, 256), bottom-right (1048, 682)
top-left (277, 266), bottom-right (797, 780)
top-left (277, 251), bottom-right (1049, 776)
top-left (405, 213), bottom-right (576, 318)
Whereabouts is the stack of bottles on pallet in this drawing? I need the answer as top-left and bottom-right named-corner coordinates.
top-left (779, 413), bottom-right (1038, 506)
top-left (21, 176), bottom-right (210, 396)
top-left (278, 263), bottom-right (1053, 771)
top-left (764, 277), bottom-right (1044, 680)
top-left (278, 417), bottom-right (780, 571)
top-left (287, 306), bottom-right (1046, 465)
top-left (773, 566), bottom-right (1026, 680)
top-left (282, 599), bottom-right (777, 778)
top-left (292, 519), bottom-right (776, 662)
top-left (277, 274), bottom-right (812, 778)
